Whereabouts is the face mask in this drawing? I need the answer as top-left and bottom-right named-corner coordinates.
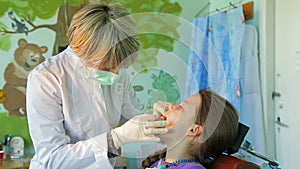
top-left (88, 69), bottom-right (122, 85)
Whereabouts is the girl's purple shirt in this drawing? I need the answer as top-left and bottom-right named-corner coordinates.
top-left (150, 159), bottom-right (206, 169)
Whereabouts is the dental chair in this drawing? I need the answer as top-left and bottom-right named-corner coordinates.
top-left (210, 123), bottom-right (260, 169)
top-left (211, 156), bottom-right (259, 169)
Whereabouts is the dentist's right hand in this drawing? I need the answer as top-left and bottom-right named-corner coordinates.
top-left (110, 114), bottom-right (170, 149)
top-left (153, 101), bottom-right (170, 118)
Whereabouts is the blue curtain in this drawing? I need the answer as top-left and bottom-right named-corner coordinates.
top-left (185, 7), bottom-right (245, 112)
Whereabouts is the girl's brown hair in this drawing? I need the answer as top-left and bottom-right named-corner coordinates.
top-left (190, 89), bottom-right (239, 167)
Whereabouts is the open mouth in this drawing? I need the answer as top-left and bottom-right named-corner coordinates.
top-left (161, 115), bottom-right (174, 129)
top-left (25, 61), bottom-right (31, 68)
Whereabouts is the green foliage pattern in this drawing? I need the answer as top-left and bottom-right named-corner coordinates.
top-left (151, 70), bottom-right (180, 103)
top-left (109, 0), bottom-right (182, 72)
top-left (0, 113), bottom-right (34, 155)
top-left (0, 21), bottom-right (11, 51)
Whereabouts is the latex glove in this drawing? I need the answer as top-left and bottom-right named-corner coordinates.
top-left (153, 101), bottom-right (170, 118)
top-left (111, 114), bottom-right (170, 149)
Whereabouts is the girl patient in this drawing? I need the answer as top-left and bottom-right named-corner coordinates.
top-left (143, 89), bottom-right (239, 169)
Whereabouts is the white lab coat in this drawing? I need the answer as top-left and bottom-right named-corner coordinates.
top-left (26, 47), bottom-right (145, 169)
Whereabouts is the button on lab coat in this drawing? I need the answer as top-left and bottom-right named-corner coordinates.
top-left (26, 47), bottom-right (145, 169)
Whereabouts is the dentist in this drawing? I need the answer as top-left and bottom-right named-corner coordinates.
top-left (26, 3), bottom-right (169, 169)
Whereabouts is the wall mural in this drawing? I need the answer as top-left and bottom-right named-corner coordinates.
top-left (131, 68), bottom-right (181, 111)
top-left (109, 0), bottom-right (183, 106)
top-left (111, 0), bottom-right (182, 72)
top-left (0, 0), bottom-right (182, 117)
top-left (0, 0), bottom-right (182, 155)
top-left (3, 38), bottom-right (47, 117)
top-left (0, 89), bottom-right (5, 103)
top-left (0, 0), bottom-right (87, 54)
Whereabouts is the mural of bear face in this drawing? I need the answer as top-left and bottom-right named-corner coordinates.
top-left (15, 38), bottom-right (47, 71)
top-left (2, 38), bottom-right (48, 117)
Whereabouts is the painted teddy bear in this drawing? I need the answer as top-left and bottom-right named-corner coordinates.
top-left (3, 38), bottom-right (47, 116)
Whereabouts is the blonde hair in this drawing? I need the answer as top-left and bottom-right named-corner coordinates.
top-left (68, 3), bottom-right (139, 69)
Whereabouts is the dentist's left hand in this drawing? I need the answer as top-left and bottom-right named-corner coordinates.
top-left (110, 114), bottom-right (170, 149)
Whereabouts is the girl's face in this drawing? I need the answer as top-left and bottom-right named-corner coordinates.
top-left (164, 94), bottom-right (201, 128)
top-left (158, 94), bottom-right (202, 146)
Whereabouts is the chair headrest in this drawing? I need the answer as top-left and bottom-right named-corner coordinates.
top-left (210, 155), bottom-right (260, 169)
top-left (226, 122), bottom-right (250, 154)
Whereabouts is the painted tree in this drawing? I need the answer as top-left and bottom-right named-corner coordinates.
top-left (0, 0), bottom-right (87, 54)
top-left (110, 0), bottom-right (182, 72)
